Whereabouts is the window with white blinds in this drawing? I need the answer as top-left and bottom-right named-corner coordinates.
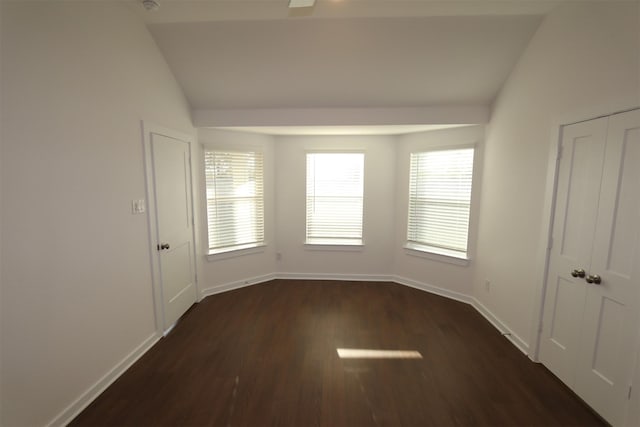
top-left (306, 152), bottom-right (364, 245)
top-left (205, 150), bottom-right (264, 254)
top-left (407, 147), bottom-right (474, 258)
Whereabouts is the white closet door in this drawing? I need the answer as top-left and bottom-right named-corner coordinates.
top-left (575, 109), bottom-right (640, 425)
top-left (540, 117), bottom-right (608, 387)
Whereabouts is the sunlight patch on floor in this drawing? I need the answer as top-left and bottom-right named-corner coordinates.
top-left (336, 348), bottom-right (423, 359)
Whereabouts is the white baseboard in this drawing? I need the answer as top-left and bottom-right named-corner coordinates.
top-left (275, 272), bottom-right (393, 282)
top-left (48, 332), bottom-right (161, 427)
top-left (200, 272), bottom-right (277, 298)
top-left (392, 275), bottom-right (473, 305)
top-left (471, 297), bottom-right (529, 355)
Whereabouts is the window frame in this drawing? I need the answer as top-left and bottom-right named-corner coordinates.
top-left (204, 147), bottom-right (266, 259)
top-left (305, 150), bottom-right (366, 248)
top-left (404, 144), bottom-right (476, 264)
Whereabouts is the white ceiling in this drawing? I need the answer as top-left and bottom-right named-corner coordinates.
top-left (134, 0), bottom-right (550, 130)
top-left (149, 15), bottom-right (542, 110)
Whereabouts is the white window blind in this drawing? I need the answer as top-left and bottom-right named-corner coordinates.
top-left (205, 150), bottom-right (264, 254)
top-left (306, 153), bottom-right (364, 245)
top-left (407, 148), bottom-right (474, 258)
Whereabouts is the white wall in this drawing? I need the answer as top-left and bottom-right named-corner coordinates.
top-left (0, 2), bottom-right (194, 426)
top-left (274, 136), bottom-right (396, 277)
top-left (197, 129), bottom-right (277, 293)
top-left (473, 1), bottom-right (640, 353)
top-left (0, 0), bottom-right (4, 421)
top-left (394, 126), bottom-right (484, 296)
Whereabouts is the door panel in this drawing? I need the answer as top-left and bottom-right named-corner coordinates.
top-left (545, 276), bottom-right (586, 384)
top-left (151, 133), bottom-right (197, 331)
top-left (575, 109), bottom-right (640, 425)
top-left (540, 117), bottom-right (608, 386)
top-left (590, 297), bottom-right (624, 384)
top-left (549, 278), bottom-right (585, 351)
top-left (560, 133), bottom-right (606, 260)
top-left (603, 126), bottom-right (640, 277)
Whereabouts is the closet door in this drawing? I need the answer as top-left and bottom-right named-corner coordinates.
top-left (540, 117), bottom-right (608, 387)
top-left (575, 109), bottom-right (640, 425)
top-left (541, 109), bottom-right (640, 426)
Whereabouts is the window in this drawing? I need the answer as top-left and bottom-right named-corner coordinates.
top-left (407, 147), bottom-right (474, 259)
top-left (306, 152), bottom-right (364, 245)
top-left (205, 150), bottom-right (264, 254)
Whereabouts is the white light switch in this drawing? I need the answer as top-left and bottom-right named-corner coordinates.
top-left (131, 199), bottom-right (146, 214)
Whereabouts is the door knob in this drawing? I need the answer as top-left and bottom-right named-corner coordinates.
top-left (157, 243), bottom-right (170, 251)
top-left (585, 274), bottom-right (602, 285)
top-left (571, 268), bottom-right (586, 278)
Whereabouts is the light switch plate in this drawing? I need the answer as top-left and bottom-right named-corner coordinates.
top-left (131, 199), bottom-right (146, 214)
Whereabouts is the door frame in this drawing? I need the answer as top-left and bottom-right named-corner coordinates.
top-left (141, 120), bottom-right (200, 335)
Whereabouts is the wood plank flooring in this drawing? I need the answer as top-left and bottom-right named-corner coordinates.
top-left (71, 280), bottom-right (604, 426)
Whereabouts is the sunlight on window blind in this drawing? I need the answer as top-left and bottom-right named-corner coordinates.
top-left (205, 150), bottom-right (264, 253)
top-left (408, 148), bottom-right (474, 256)
top-left (306, 153), bottom-right (364, 245)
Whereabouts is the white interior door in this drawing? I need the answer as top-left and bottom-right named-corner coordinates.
top-left (540, 117), bottom-right (608, 386)
top-left (574, 109), bottom-right (640, 425)
top-left (541, 109), bottom-right (640, 426)
top-left (151, 132), bottom-right (197, 331)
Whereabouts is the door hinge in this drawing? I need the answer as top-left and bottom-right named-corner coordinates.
top-left (548, 236), bottom-right (554, 250)
top-left (558, 145), bottom-right (563, 160)
top-left (538, 322), bottom-right (544, 334)
top-left (628, 385), bottom-right (633, 400)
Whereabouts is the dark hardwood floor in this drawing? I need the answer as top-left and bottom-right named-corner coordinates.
top-left (71, 280), bottom-right (604, 426)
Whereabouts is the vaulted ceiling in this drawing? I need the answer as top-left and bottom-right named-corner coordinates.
top-left (129, 0), bottom-right (550, 127)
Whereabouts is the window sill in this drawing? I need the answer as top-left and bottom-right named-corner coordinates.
top-left (304, 239), bottom-right (364, 251)
top-left (404, 243), bottom-right (470, 266)
top-left (207, 243), bottom-right (266, 262)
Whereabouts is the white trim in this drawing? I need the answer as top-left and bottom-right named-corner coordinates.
top-left (275, 272), bottom-right (392, 282)
top-left (47, 333), bottom-right (160, 427)
top-left (471, 297), bottom-right (530, 356)
top-left (404, 246), bottom-right (470, 266)
top-left (392, 275), bottom-right (472, 305)
top-left (303, 243), bottom-right (364, 251)
top-left (200, 273), bottom-right (277, 298)
top-left (207, 244), bottom-right (267, 261)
